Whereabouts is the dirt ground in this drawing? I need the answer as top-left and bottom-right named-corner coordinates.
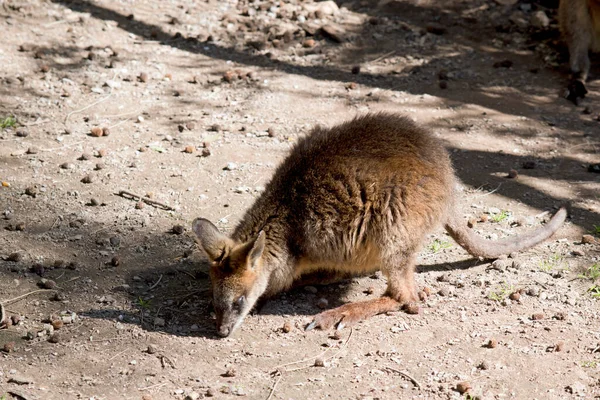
top-left (1, 0), bottom-right (599, 399)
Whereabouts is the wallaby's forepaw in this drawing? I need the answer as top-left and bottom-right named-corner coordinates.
top-left (305, 297), bottom-right (401, 331)
top-left (565, 78), bottom-right (587, 105)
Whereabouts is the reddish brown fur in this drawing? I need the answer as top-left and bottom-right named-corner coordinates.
top-left (194, 113), bottom-right (566, 335)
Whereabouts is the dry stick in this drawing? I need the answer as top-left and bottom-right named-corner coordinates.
top-left (23, 118), bottom-right (51, 126)
top-left (1, 289), bottom-right (58, 306)
top-left (118, 190), bottom-right (175, 211)
top-left (138, 382), bottom-right (168, 391)
top-left (385, 366), bottom-right (421, 389)
top-left (266, 372), bottom-right (283, 400)
top-left (148, 274), bottom-right (163, 291)
top-left (369, 50), bottom-right (396, 64)
top-left (0, 302), bottom-right (5, 328)
top-left (108, 348), bottom-right (129, 361)
top-left (473, 182), bottom-right (502, 198)
top-left (64, 93), bottom-right (113, 124)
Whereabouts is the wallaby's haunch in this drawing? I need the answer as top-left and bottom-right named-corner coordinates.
top-left (192, 113), bottom-right (567, 337)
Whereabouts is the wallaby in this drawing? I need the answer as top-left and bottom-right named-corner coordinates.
top-left (559, 0), bottom-right (600, 103)
top-left (192, 113), bottom-right (567, 337)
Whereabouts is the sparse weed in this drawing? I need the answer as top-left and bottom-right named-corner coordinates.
top-left (136, 297), bottom-right (151, 309)
top-left (488, 283), bottom-right (514, 301)
top-left (0, 116), bottom-right (17, 129)
top-left (581, 360), bottom-right (598, 368)
top-left (587, 285), bottom-right (600, 299)
top-left (591, 225), bottom-right (600, 236)
top-left (539, 253), bottom-right (567, 273)
top-left (428, 238), bottom-right (452, 253)
top-left (578, 264), bottom-right (600, 281)
top-left (490, 210), bottom-right (510, 223)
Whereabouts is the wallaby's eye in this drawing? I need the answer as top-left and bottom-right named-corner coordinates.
top-left (234, 295), bottom-right (245, 310)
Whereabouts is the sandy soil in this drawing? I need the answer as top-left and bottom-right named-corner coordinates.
top-left (1, 0), bottom-right (599, 399)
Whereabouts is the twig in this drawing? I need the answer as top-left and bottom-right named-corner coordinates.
top-left (473, 183), bottom-right (502, 198)
top-left (0, 302), bottom-right (5, 329)
top-left (369, 50), bottom-right (396, 64)
top-left (148, 274), bottom-right (163, 291)
top-left (117, 190), bottom-right (175, 211)
top-left (64, 93), bottom-right (113, 124)
top-left (23, 118), bottom-right (51, 127)
top-left (266, 372), bottom-right (282, 400)
top-left (385, 366), bottom-right (421, 389)
top-left (138, 382), bottom-right (168, 391)
top-left (272, 347), bottom-right (333, 372)
top-left (107, 117), bottom-right (133, 130)
top-left (323, 327), bottom-right (353, 362)
top-left (1, 289), bottom-right (57, 306)
top-left (108, 348), bottom-right (129, 361)
top-left (40, 140), bottom-right (86, 152)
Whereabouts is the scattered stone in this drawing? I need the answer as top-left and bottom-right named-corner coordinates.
top-left (509, 291), bottom-right (521, 301)
top-left (201, 148), bottom-right (212, 157)
top-left (582, 234), bottom-right (596, 244)
top-left (184, 146), bottom-right (195, 154)
top-left (16, 130), bottom-right (28, 137)
top-left (48, 333), bottom-right (61, 343)
top-left (530, 10), bottom-right (550, 28)
top-left (477, 361), bottom-right (490, 370)
top-left (522, 160), bottom-right (536, 169)
top-left (304, 286), bottom-right (318, 294)
top-left (97, 149), bottom-right (108, 157)
top-left (588, 163), bottom-right (600, 173)
top-left (553, 311), bottom-right (567, 320)
top-left (491, 260), bottom-right (506, 271)
top-left (223, 71), bottom-right (236, 83)
top-left (111, 256), bottom-right (120, 267)
top-left (438, 287), bottom-right (450, 297)
top-left (95, 162), bottom-right (105, 170)
top-left (147, 344), bottom-right (158, 354)
top-left (2, 342), bottom-right (15, 353)
top-left (479, 214), bottom-right (489, 223)
top-left (223, 367), bottom-right (236, 377)
top-left (79, 153), bottom-right (92, 161)
top-left (531, 313), bottom-right (545, 320)
top-left (7, 252), bottom-right (23, 262)
top-left (60, 162), bottom-right (74, 169)
top-left (555, 341), bottom-right (565, 352)
top-left (52, 319), bottom-right (64, 330)
top-left (185, 121), bottom-right (196, 130)
top-left (138, 72), bottom-right (149, 83)
top-left (11, 315), bottom-right (21, 325)
top-left (89, 198), bottom-right (100, 206)
top-left (135, 201), bottom-right (144, 209)
top-left (90, 126), bottom-right (103, 137)
top-left (39, 278), bottom-right (57, 289)
top-left (404, 303), bottom-right (420, 314)
top-left (351, 66), bottom-right (360, 74)
top-left (303, 39), bottom-right (315, 48)
top-left (172, 224), bottom-right (185, 234)
top-left (364, 286), bottom-right (375, 295)
top-left (314, 357), bottom-right (325, 367)
top-left (154, 317), bottom-right (165, 327)
top-left (320, 25), bottom-right (343, 43)
top-left (526, 287), bottom-right (539, 297)
top-left (456, 381), bottom-right (471, 394)
top-left (267, 127), bottom-right (276, 137)
top-left (486, 338), bottom-right (498, 348)
top-left (81, 175), bottom-right (93, 184)
top-left (493, 60), bottom-right (513, 68)
top-left (316, 298), bottom-right (329, 309)
top-left (507, 169), bottom-right (518, 179)
top-left (467, 218), bottom-right (477, 228)
top-left (8, 374), bottom-right (34, 385)
top-left (206, 388), bottom-right (216, 397)
top-left (418, 290), bottom-right (427, 301)
top-left (426, 23), bottom-right (446, 35)
top-left (26, 147), bottom-right (39, 155)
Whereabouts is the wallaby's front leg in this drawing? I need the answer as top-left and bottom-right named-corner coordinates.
top-left (306, 253), bottom-right (418, 331)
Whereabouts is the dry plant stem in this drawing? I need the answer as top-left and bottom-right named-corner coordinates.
top-left (385, 367), bottom-right (421, 389)
top-left (64, 93), bottom-right (113, 124)
top-left (1, 289), bottom-right (58, 306)
top-left (266, 372), bottom-right (283, 400)
top-left (138, 382), bottom-right (168, 391)
top-left (118, 190), bottom-right (175, 210)
top-left (148, 274), bottom-right (163, 291)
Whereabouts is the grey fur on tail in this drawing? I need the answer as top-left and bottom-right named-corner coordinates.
top-left (444, 207), bottom-right (568, 259)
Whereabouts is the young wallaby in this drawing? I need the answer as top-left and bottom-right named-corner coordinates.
top-left (192, 113), bottom-right (567, 337)
top-left (559, 0), bottom-right (600, 102)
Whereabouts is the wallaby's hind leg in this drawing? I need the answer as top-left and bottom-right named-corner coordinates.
top-left (306, 253), bottom-right (418, 331)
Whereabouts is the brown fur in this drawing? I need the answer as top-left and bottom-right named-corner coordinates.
top-left (193, 113), bottom-right (567, 336)
top-left (559, 0), bottom-right (600, 81)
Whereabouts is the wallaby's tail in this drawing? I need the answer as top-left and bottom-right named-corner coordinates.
top-left (444, 206), bottom-right (568, 259)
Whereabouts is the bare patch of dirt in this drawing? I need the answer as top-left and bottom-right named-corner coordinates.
top-left (1, 0), bottom-right (599, 399)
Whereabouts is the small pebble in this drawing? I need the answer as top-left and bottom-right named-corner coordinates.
top-left (90, 127), bottom-right (103, 137)
top-left (27, 147), bottom-right (39, 155)
top-left (25, 187), bottom-right (37, 197)
top-left (79, 153), bottom-right (92, 161)
top-left (267, 127), bottom-right (276, 137)
top-left (522, 160), bottom-right (536, 169)
top-left (172, 225), bottom-right (185, 234)
top-left (423, 287), bottom-right (432, 296)
top-left (480, 214), bottom-right (489, 222)
top-left (491, 260), bottom-right (506, 271)
top-left (7, 252), bottom-right (23, 262)
top-left (477, 361), bottom-right (490, 370)
top-left (111, 256), bottom-right (121, 267)
top-left (185, 121), bottom-right (196, 130)
top-left (89, 198), bottom-right (100, 206)
top-left (138, 72), bottom-right (149, 82)
top-left (507, 169), bottom-right (518, 179)
top-left (2, 342), bottom-right (15, 353)
top-left (582, 234), bottom-right (596, 244)
top-left (555, 341), bottom-right (565, 352)
top-left (201, 148), bottom-right (211, 157)
top-left (39, 278), bottom-right (57, 289)
top-left (316, 298), bottom-right (329, 309)
top-left (40, 64), bottom-right (50, 73)
top-left (304, 286), bottom-right (318, 294)
top-left (531, 313), bottom-right (544, 320)
top-left (147, 344), bottom-right (158, 354)
top-left (81, 175), bottom-right (93, 184)
top-left (48, 333), bottom-right (60, 343)
top-left (184, 146), bottom-right (195, 154)
top-left (206, 388), bottom-right (216, 397)
top-left (16, 130), bottom-right (28, 137)
top-left (553, 311), bottom-right (567, 320)
top-left (456, 381), bottom-right (471, 394)
top-left (60, 162), bottom-right (74, 170)
top-left (223, 367), bottom-right (236, 377)
top-left (11, 315), bottom-right (21, 325)
top-left (404, 303), bottom-right (420, 314)
top-left (51, 320), bottom-right (64, 330)
top-left (351, 65), bottom-right (361, 74)
top-left (439, 80), bottom-right (448, 89)
top-left (438, 287), bottom-right (450, 297)
top-left (314, 358), bottom-right (325, 367)
top-left (467, 218), bottom-right (477, 228)
top-left (509, 292), bottom-right (521, 301)
top-left (364, 286), bottom-right (375, 295)
top-left (97, 149), bottom-right (108, 157)
top-left (303, 39), bottom-right (315, 48)
top-left (282, 321), bottom-right (292, 333)
top-left (95, 162), bottom-right (105, 170)
top-left (486, 338), bottom-right (498, 348)
top-left (418, 291), bottom-right (427, 301)
top-left (135, 201), bottom-right (144, 209)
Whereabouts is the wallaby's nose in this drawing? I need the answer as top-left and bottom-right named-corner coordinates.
top-left (217, 326), bottom-right (230, 337)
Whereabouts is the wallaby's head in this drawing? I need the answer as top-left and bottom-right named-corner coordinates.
top-left (192, 218), bottom-right (267, 337)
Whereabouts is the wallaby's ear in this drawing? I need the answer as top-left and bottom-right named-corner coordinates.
top-left (237, 231), bottom-right (266, 270)
top-left (192, 218), bottom-right (232, 262)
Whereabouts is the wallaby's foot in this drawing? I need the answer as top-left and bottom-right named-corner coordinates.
top-left (566, 78), bottom-right (588, 104)
top-left (305, 296), bottom-right (401, 331)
